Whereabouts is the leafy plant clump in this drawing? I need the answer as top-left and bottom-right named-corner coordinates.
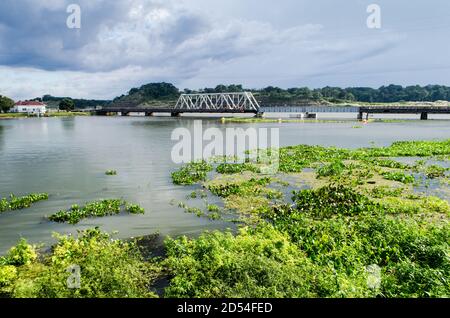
top-left (105, 170), bottom-right (117, 176)
top-left (292, 184), bottom-right (381, 218)
top-left (0, 229), bottom-right (160, 298)
top-left (317, 160), bottom-right (346, 178)
top-left (48, 200), bottom-right (145, 224)
top-left (171, 161), bottom-right (213, 185)
top-left (381, 171), bottom-right (415, 184)
top-left (0, 193), bottom-right (49, 213)
top-left (126, 204), bottom-right (145, 215)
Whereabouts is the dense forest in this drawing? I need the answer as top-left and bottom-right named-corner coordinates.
top-left (111, 83), bottom-right (450, 108)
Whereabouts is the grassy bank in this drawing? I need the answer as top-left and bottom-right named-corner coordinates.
top-left (0, 112), bottom-right (91, 119)
top-left (1, 139), bottom-right (449, 298)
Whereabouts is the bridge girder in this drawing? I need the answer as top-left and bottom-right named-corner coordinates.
top-left (175, 92), bottom-right (260, 112)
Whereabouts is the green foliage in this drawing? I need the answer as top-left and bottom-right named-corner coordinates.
top-left (317, 160), bottom-right (345, 178)
top-left (265, 206), bottom-right (450, 297)
top-left (292, 184), bottom-right (381, 218)
top-left (369, 186), bottom-right (404, 198)
top-left (0, 193), bottom-right (49, 213)
top-left (105, 170), bottom-right (117, 176)
top-left (207, 177), bottom-right (271, 198)
top-left (49, 199), bottom-right (144, 224)
top-left (425, 165), bottom-right (447, 179)
top-left (58, 98), bottom-right (75, 111)
top-left (165, 225), bottom-right (341, 298)
top-left (126, 204), bottom-right (145, 215)
top-left (207, 204), bottom-right (220, 213)
top-left (0, 266), bottom-right (17, 288)
top-left (0, 239), bottom-right (37, 266)
top-left (7, 229), bottom-right (159, 298)
top-left (216, 163), bottom-right (259, 174)
top-left (0, 95), bottom-right (14, 113)
top-left (171, 161), bottom-right (213, 185)
top-left (381, 171), bottom-right (415, 184)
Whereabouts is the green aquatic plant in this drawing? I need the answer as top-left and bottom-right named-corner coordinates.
top-left (316, 160), bottom-right (345, 178)
top-left (0, 193), bottom-right (49, 213)
top-left (105, 170), bottom-right (117, 176)
top-left (381, 171), bottom-right (415, 184)
top-left (216, 163), bottom-right (259, 174)
top-left (171, 161), bottom-right (213, 185)
top-left (292, 184), bottom-right (381, 218)
top-left (125, 204), bottom-right (145, 215)
top-left (425, 165), bottom-right (447, 179)
top-left (49, 199), bottom-right (144, 224)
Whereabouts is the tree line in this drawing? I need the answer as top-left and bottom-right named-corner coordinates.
top-left (114, 83), bottom-right (450, 107)
top-left (2, 83), bottom-right (450, 113)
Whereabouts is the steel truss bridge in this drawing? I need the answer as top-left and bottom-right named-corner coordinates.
top-left (95, 92), bottom-right (450, 120)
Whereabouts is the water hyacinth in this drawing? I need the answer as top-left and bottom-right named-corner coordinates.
top-left (49, 199), bottom-right (145, 224)
top-left (0, 193), bottom-right (49, 213)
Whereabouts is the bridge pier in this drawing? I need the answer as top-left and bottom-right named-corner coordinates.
top-left (420, 112), bottom-right (428, 120)
top-left (254, 112), bottom-right (265, 118)
top-left (171, 112), bottom-right (182, 117)
top-left (145, 112), bottom-right (154, 117)
top-left (357, 112), bottom-right (363, 121)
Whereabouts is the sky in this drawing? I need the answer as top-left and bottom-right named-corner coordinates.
top-left (0, 0), bottom-right (449, 100)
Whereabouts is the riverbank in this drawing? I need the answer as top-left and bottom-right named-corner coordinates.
top-left (1, 139), bottom-right (448, 298)
top-left (0, 111), bottom-right (91, 119)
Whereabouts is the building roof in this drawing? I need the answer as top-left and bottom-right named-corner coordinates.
top-left (14, 101), bottom-right (46, 107)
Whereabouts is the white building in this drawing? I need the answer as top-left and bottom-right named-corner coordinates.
top-left (12, 101), bottom-right (47, 115)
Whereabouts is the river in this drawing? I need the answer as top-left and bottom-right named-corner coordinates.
top-left (1, 115), bottom-right (449, 253)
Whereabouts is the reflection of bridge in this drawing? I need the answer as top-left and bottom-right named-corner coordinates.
top-left (95, 92), bottom-right (450, 120)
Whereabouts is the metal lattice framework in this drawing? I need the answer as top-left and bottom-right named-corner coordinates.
top-left (175, 92), bottom-right (260, 112)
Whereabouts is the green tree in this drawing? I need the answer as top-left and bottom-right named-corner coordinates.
top-left (0, 95), bottom-right (14, 113)
top-left (59, 98), bottom-right (75, 111)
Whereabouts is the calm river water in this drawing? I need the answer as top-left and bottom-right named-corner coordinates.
top-left (1, 115), bottom-right (449, 253)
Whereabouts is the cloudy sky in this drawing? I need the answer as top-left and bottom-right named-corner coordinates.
top-left (0, 0), bottom-right (449, 100)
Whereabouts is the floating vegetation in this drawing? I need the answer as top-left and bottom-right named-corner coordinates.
top-left (171, 161), bottom-right (213, 185)
top-left (0, 193), bottom-right (49, 213)
top-left (125, 204), bottom-right (145, 215)
top-left (48, 199), bottom-right (145, 224)
top-left (216, 163), bottom-right (259, 174)
top-left (425, 165), bottom-right (447, 179)
top-left (105, 170), bottom-right (117, 176)
top-left (316, 160), bottom-right (345, 178)
top-left (381, 171), bottom-right (415, 184)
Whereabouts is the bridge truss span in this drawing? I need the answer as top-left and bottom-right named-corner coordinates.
top-left (175, 92), bottom-right (260, 113)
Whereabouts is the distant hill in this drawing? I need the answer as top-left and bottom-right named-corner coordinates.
top-left (110, 82), bottom-right (179, 108)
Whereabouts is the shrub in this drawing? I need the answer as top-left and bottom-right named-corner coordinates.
top-left (10, 229), bottom-right (159, 298)
top-left (2, 239), bottom-right (37, 266)
top-left (164, 225), bottom-right (345, 298)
